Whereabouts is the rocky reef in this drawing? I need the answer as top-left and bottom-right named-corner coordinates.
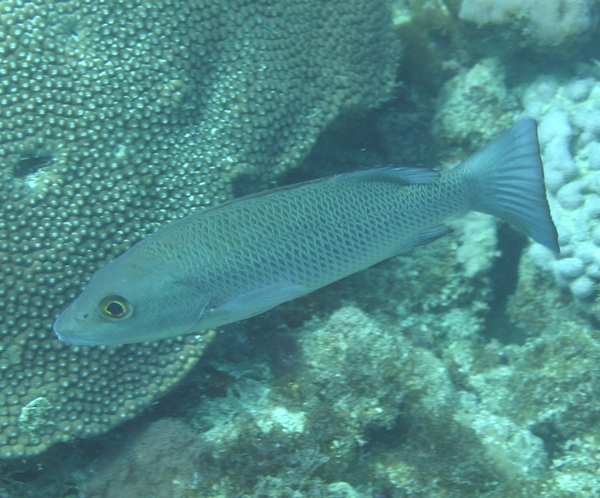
top-left (2, 0), bottom-right (600, 497)
top-left (0, 0), bottom-right (399, 459)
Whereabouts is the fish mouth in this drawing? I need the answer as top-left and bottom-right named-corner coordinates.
top-left (54, 330), bottom-right (100, 346)
top-left (53, 316), bottom-right (100, 346)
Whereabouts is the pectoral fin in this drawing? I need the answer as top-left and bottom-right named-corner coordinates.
top-left (216, 283), bottom-right (310, 319)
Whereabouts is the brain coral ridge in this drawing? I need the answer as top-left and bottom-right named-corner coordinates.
top-left (0, 0), bottom-right (399, 457)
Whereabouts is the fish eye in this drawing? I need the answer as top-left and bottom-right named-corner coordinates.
top-left (99, 296), bottom-right (132, 320)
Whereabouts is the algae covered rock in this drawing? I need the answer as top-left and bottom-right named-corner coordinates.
top-left (434, 57), bottom-right (520, 151)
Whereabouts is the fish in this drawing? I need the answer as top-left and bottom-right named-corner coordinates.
top-left (54, 118), bottom-right (559, 345)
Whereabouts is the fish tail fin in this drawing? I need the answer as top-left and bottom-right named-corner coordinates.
top-left (460, 118), bottom-right (559, 253)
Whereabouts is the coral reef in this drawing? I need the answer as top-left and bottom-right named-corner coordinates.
top-left (4, 0), bottom-right (600, 495)
top-left (83, 304), bottom-right (553, 496)
top-left (170, 306), bottom-right (483, 496)
top-left (85, 418), bottom-right (213, 498)
top-left (522, 75), bottom-right (600, 315)
top-left (0, 166), bottom-right (595, 495)
top-left (434, 57), bottom-right (520, 151)
top-left (6, 290), bottom-right (600, 496)
top-left (430, 56), bottom-right (600, 319)
top-left (458, 0), bottom-right (597, 47)
top-left (0, 0), bottom-right (399, 457)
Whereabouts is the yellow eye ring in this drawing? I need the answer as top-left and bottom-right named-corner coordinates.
top-left (99, 296), bottom-right (132, 320)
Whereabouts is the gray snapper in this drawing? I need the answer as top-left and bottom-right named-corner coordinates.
top-left (54, 118), bottom-right (558, 345)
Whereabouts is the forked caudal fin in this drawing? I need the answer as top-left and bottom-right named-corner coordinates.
top-left (461, 118), bottom-right (560, 253)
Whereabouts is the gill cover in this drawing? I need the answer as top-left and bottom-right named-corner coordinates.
top-left (54, 248), bottom-right (210, 345)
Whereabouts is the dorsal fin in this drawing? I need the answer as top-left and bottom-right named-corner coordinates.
top-left (334, 166), bottom-right (439, 185)
top-left (196, 166), bottom-right (439, 216)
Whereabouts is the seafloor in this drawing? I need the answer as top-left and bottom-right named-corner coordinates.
top-left (1, 1), bottom-right (600, 497)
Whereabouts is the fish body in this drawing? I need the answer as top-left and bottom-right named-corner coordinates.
top-left (54, 119), bottom-right (558, 345)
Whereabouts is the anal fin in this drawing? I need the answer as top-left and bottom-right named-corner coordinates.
top-left (392, 225), bottom-right (453, 256)
top-left (415, 225), bottom-right (453, 247)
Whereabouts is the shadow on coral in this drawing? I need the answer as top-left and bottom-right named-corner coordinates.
top-left (85, 418), bottom-right (213, 498)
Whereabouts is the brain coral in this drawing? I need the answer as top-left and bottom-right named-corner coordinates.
top-left (0, 0), bottom-right (399, 458)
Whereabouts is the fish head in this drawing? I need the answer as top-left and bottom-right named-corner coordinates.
top-left (54, 248), bottom-right (210, 345)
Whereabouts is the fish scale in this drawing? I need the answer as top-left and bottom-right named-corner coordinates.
top-left (54, 119), bottom-right (559, 345)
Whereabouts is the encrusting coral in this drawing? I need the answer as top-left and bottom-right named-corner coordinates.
top-left (458, 0), bottom-right (595, 47)
top-left (0, 0), bottom-right (399, 457)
